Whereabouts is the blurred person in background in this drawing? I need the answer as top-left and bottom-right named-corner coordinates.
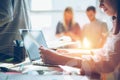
top-left (56, 7), bottom-right (82, 42)
top-left (40, 0), bottom-right (120, 79)
top-left (82, 6), bottom-right (108, 49)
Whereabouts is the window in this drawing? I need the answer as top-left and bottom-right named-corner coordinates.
top-left (31, 0), bottom-right (52, 11)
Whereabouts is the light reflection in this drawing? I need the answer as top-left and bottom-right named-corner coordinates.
top-left (83, 38), bottom-right (91, 49)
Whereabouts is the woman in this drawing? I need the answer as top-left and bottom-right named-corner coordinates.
top-left (56, 7), bottom-right (81, 41)
top-left (40, 0), bottom-right (120, 79)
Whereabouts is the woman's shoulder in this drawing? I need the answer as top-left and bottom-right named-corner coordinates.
top-left (106, 31), bottom-right (120, 47)
top-left (103, 31), bottom-right (120, 53)
top-left (57, 21), bottom-right (64, 25)
top-left (56, 21), bottom-right (64, 28)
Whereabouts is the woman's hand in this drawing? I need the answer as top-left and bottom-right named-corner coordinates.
top-left (39, 46), bottom-right (58, 65)
top-left (39, 46), bottom-right (82, 67)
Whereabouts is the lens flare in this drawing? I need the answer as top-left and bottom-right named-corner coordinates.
top-left (83, 38), bottom-right (91, 49)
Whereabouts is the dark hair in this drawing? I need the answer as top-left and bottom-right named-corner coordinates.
top-left (86, 6), bottom-right (96, 12)
top-left (113, 0), bottom-right (120, 34)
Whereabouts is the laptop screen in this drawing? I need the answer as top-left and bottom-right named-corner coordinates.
top-left (20, 30), bottom-right (47, 61)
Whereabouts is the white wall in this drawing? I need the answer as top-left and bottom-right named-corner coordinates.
top-left (30, 0), bottom-right (112, 41)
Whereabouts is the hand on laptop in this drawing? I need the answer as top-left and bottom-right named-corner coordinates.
top-left (39, 46), bottom-right (60, 65)
top-left (39, 46), bottom-right (83, 67)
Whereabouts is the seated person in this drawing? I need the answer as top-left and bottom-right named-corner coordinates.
top-left (82, 6), bottom-right (108, 49)
top-left (40, 0), bottom-right (120, 79)
top-left (56, 7), bottom-right (82, 42)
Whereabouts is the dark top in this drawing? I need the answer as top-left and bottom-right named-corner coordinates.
top-left (56, 21), bottom-right (80, 34)
top-left (56, 22), bottom-right (66, 34)
top-left (56, 21), bottom-right (82, 41)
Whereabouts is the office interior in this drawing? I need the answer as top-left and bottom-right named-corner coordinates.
top-left (30, 0), bottom-right (112, 41)
top-left (0, 0), bottom-right (116, 80)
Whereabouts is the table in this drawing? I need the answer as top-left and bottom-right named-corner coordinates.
top-left (0, 72), bottom-right (95, 80)
top-left (0, 60), bottom-right (101, 80)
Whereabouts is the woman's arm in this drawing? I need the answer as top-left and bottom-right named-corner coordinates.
top-left (40, 35), bottom-right (120, 73)
top-left (40, 47), bottom-right (82, 68)
top-left (81, 37), bottom-right (120, 73)
top-left (56, 49), bottom-right (91, 58)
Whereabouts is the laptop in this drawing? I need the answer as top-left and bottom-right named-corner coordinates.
top-left (20, 29), bottom-right (58, 67)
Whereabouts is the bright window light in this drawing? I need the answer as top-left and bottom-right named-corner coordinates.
top-left (31, 0), bottom-right (52, 11)
top-left (83, 38), bottom-right (91, 49)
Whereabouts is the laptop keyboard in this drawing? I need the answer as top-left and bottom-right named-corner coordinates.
top-left (33, 62), bottom-right (58, 67)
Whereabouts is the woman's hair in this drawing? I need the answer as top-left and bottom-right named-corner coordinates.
top-left (86, 6), bottom-right (96, 12)
top-left (64, 7), bottom-right (73, 14)
top-left (114, 0), bottom-right (120, 34)
top-left (63, 7), bottom-right (74, 29)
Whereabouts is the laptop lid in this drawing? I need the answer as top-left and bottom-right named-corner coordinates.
top-left (20, 29), bottom-right (48, 62)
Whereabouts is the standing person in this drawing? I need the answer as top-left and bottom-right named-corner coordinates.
top-left (83, 6), bottom-right (108, 49)
top-left (56, 7), bottom-right (81, 41)
top-left (0, 0), bottom-right (30, 62)
top-left (40, 0), bottom-right (120, 79)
